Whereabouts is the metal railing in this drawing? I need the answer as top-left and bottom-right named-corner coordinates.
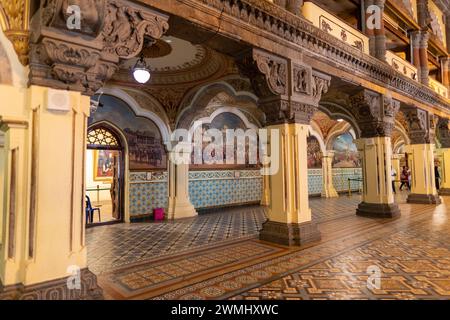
top-left (347, 178), bottom-right (363, 196)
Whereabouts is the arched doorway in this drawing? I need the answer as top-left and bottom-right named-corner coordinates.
top-left (86, 124), bottom-right (125, 226)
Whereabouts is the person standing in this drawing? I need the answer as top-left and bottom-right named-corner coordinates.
top-left (435, 165), bottom-right (441, 190)
top-left (400, 166), bottom-right (408, 191)
top-left (391, 167), bottom-right (397, 194)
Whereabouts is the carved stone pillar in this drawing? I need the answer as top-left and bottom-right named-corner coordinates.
top-left (321, 151), bottom-right (338, 198)
top-left (238, 49), bottom-right (330, 246)
top-left (167, 146), bottom-right (197, 220)
top-left (364, 0), bottom-right (386, 61)
top-left (403, 107), bottom-right (441, 204)
top-left (436, 118), bottom-right (450, 195)
top-left (374, 0), bottom-right (387, 61)
top-left (349, 90), bottom-right (401, 218)
top-left (274, 0), bottom-right (303, 15)
top-left (411, 31), bottom-right (430, 85)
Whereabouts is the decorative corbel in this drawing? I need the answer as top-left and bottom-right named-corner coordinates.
top-left (237, 48), bottom-right (330, 126)
top-left (403, 106), bottom-right (435, 144)
top-left (349, 89), bottom-right (399, 138)
top-left (437, 117), bottom-right (450, 148)
top-left (29, 0), bottom-right (169, 95)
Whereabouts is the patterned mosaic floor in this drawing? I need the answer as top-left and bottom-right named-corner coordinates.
top-left (91, 192), bottom-right (450, 300)
top-left (87, 205), bottom-right (267, 274)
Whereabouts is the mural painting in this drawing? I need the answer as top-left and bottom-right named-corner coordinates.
top-left (332, 132), bottom-right (361, 168)
top-left (89, 95), bottom-right (166, 170)
top-left (190, 112), bottom-right (259, 169)
top-left (307, 136), bottom-right (322, 168)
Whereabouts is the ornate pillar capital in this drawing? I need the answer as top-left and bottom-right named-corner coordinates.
top-left (437, 118), bottom-right (450, 148)
top-left (410, 30), bottom-right (430, 49)
top-left (237, 48), bottom-right (330, 126)
top-left (349, 90), bottom-right (399, 138)
top-left (29, 0), bottom-right (169, 96)
top-left (403, 107), bottom-right (438, 144)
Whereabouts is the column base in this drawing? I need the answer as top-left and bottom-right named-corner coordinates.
top-left (438, 188), bottom-right (450, 196)
top-left (167, 199), bottom-right (198, 220)
top-left (321, 189), bottom-right (338, 198)
top-left (356, 202), bottom-right (401, 218)
top-left (407, 193), bottom-right (442, 204)
top-left (0, 268), bottom-right (103, 300)
top-left (259, 220), bottom-right (321, 246)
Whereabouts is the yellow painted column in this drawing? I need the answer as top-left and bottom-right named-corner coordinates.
top-left (260, 173), bottom-right (270, 206)
top-left (1, 86), bottom-right (102, 299)
top-left (259, 123), bottom-right (320, 246)
top-left (391, 154), bottom-right (401, 190)
top-left (0, 119), bottom-right (28, 287)
top-left (406, 143), bottom-right (441, 203)
top-left (355, 137), bottom-right (400, 218)
top-left (321, 150), bottom-right (338, 198)
top-left (167, 147), bottom-right (197, 220)
top-left (0, 134), bottom-right (4, 249)
top-left (437, 148), bottom-right (450, 195)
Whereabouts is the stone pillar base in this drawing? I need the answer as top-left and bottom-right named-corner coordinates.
top-left (259, 220), bottom-right (321, 246)
top-left (438, 188), bottom-right (450, 196)
top-left (356, 202), bottom-right (401, 218)
top-left (0, 268), bottom-right (103, 300)
top-left (167, 200), bottom-right (197, 220)
top-left (407, 193), bottom-right (442, 204)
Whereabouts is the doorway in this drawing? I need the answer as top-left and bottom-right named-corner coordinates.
top-left (86, 125), bottom-right (125, 226)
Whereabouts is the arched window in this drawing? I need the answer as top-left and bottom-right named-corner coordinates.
top-left (87, 127), bottom-right (120, 149)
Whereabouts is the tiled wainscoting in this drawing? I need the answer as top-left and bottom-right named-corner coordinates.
top-left (189, 170), bottom-right (262, 209)
top-left (129, 172), bottom-right (168, 217)
top-left (308, 168), bottom-right (362, 196)
top-left (128, 168), bottom-right (363, 217)
top-left (333, 168), bottom-right (363, 192)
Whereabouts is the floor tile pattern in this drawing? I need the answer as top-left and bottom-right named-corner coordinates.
top-left (87, 205), bottom-right (266, 274)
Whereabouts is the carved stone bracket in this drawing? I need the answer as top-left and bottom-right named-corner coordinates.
top-left (29, 0), bottom-right (169, 95)
top-left (437, 117), bottom-right (450, 148)
top-left (349, 89), bottom-right (400, 138)
top-left (403, 107), bottom-right (437, 144)
top-left (237, 48), bottom-right (330, 125)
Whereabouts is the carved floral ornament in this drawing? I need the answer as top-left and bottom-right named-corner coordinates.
top-left (349, 90), bottom-right (400, 138)
top-left (238, 48), bottom-right (330, 125)
top-left (0, 0), bottom-right (30, 65)
top-left (403, 107), bottom-right (438, 144)
top-left (29, 0), bottom-right (169, 95)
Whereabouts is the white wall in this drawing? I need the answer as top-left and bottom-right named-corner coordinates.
top-left (86, 149), bottom-right (112, 203)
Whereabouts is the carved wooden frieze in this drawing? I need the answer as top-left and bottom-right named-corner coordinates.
top-left (349, 89), bottom-right (399, 138)
top-left (29, 0), bottom-right (169, 95)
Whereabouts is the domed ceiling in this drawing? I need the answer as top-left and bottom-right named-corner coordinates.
top-left (113, 36), bottom-right (236, 86)
top-left (109, 36), bottom-right (239, 128)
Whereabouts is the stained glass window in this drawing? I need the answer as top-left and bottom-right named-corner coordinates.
top-left (87, 128), bottom-right (119, 148)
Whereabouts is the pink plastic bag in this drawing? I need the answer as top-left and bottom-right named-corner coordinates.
top-left (154, 208), bottom-right (165, 221)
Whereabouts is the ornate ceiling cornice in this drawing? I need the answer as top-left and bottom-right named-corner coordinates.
top-left (140, 0), bottom-right (450, 113)
top-left (0, 0), bottom-right (30, 65)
